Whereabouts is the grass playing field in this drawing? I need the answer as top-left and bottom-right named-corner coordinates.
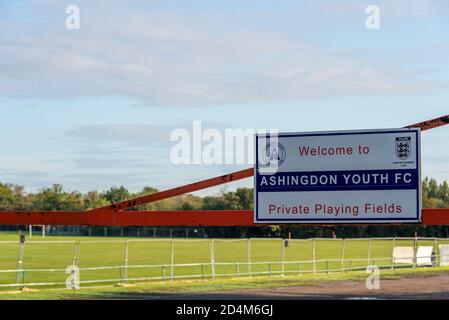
top-left (0, 232), bottom-right (447, 290)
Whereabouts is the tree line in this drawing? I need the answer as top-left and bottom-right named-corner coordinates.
top-left (0, 177), bottom-right (448, 238)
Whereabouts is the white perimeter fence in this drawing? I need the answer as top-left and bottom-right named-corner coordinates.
top-left (0, 237), bottom-right (449, 290)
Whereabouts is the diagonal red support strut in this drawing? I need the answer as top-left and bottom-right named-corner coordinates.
top-left (87, 168), bottom-right (253, 214)
top-left (407, 114), bottom-right (449, 131)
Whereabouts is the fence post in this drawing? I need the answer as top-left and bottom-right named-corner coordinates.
top-left (312, 238), bottom-right (316, 274)
top-left (434, 238), bottom-right (438, 266)
top-left (236, 263), bottom-right (240, 276)
top-left (209, 239), bottom-right (215, 279)
top-left (21, 271), bottom-right (26, 290)
top-left (123, 240), bottom-right (129, 285)
top-left (367, 238), bottom-right (372, 266)
top-left (281, 239), bottom-right (285, 276)
top-left (170, 239), bottom-right (174, 280)
top-left (73, 242), bottom-right (80, 268)
top-left (413, 235), bottom-right (418, 268)
top-left (162, 265), bottom-right (166, 280)
top-left (341, 238), bottom-right (345, 272)
top-left (247, 238), bottom-right (251, 275)
top-left (16, 241), bottom-right (25, 285)
top-left (71, 242), bottom-right (81, 289)
top-left (391, 237), bottom-right (396, 270)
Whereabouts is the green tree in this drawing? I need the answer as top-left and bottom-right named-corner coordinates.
top-left (83, 191), bottom-right (109, 210)
top-left (101, 186), bottom-right (130, 203)
top-left (438, 181), bottom-right (449, 203)
top-left (32, 184), bottom-right (84, 211)
top-left (0, 183), bottom-right (31, 210)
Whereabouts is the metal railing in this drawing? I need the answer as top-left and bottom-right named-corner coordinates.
top-left (0, 237), bottom-right (448, 289)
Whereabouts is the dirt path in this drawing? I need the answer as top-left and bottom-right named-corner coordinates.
top-left (160, 273), bottom-right (449, 300)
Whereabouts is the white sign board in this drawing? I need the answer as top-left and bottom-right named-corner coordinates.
top-left (439, 245), bottom-right (449, 266)
top-left (393, 247), bottom-right (414, 264)
top-left (254, 128), bottom-right (421, 223)
top-left (416, 246), bottom-right (433, 266)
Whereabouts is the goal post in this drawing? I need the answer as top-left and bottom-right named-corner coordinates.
top-left (29, 225), bottom-right (46, 238)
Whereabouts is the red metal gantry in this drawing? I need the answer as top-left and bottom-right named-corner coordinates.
top-left (0, 115), bottom-right (448, 227)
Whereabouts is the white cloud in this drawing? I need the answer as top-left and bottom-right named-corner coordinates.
top-left (0, 0), bottom-right (443, 107)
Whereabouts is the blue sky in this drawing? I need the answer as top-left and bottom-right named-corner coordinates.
top-left (0, 0), bottom-right (448, 195)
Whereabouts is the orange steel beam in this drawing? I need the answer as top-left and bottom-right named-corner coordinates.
top-left (88, 114), bottom-right (449, 214)
top-left (0, 209), bottom-right (448, 226)
top-left (422, 208), bottom-right (449, 225)
top-left (407, 114), bottom-right (449, 131)
top-left (0, 210), bottom-right (252, 226)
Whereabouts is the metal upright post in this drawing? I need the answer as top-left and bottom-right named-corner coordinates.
top-left (21, 271), bottom-right (26, 290)
top-left (434, 238), bottom-right (438, 266)
top-left (16, 238), bottom-right (25, 284)
top-left (123, 240), bottom-right (129, 284)
top-left (281, 239), bottom-right (285, 276)
top-left (210, 239), bottom-right (215, 279)
top-left (71, 241), bottom-right (81, 289)
top-left (73, 242), bottom-right (80, 268)
top-left (170, 239), bottom-right (174, 280)
top-left (367, 238), bottom-right (372, 266)
top-left (391, 237), bottom-right (396, 270)
top-left (341, 238), bottom-right (345, 272)
top-left (312, 238), bottom-right (316, 274)
top-left (247, 238), bottom-right (251, 275)
top-left (413, 234), bottom-right (418, 268)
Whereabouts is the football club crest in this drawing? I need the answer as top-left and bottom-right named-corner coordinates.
top-left (260, 142), bottom-right (286, 168)
top-left (395, 137), bottom-right (411, 160)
